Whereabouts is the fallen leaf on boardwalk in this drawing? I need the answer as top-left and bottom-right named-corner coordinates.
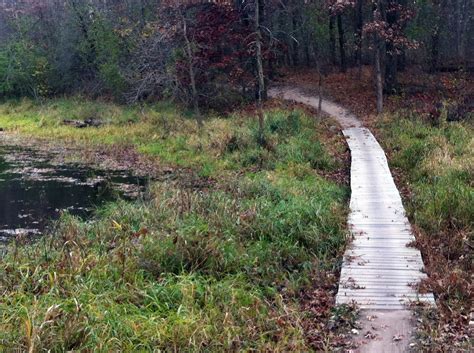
top-left (364, 331), bottom-right (377, 339)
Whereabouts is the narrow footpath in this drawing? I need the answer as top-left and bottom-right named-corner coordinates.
top-left (269, 86), bottom-right (435, 352)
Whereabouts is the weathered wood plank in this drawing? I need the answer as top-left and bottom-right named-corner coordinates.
top-left (336, 119), bottom-right (436, 307)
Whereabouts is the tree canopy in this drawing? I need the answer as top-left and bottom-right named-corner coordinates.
top-left (0, 0), bottom-right (472, 111)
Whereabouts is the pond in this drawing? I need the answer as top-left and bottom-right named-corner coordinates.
top-left (0, 142), bottom-right (147, 243)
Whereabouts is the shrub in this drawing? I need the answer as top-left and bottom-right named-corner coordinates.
top-left (0, 39), bottom-right (51, 97)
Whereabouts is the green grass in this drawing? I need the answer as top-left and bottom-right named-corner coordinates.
top-left (0, 99), bottom-right (349, 351)
top-left (377, 114), bottom-right (473, 351)
top-left (0, 98), bottom-right (340, 176)
top-left (378, 116), bottom-right (473, 235)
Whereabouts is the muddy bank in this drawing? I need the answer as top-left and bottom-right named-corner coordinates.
top-left (0, 131), bottom-right (213, 188)
top-left (0, 135), bottom-right (150, 242)
top-left (0, 130), bottom-right (220, 242)
top-left (0, 132), bottom-right (161, 177)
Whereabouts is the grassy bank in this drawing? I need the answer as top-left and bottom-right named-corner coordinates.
top-left (0, 99), bottom-right (350, 351)
top-left (0, 98), bottom-right (344, 178)
top-left (377, 115), bottom-right (473, 351)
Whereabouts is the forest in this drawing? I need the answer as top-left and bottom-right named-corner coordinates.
top-left (1, 0), bottom-right (472, 109)
top-left (0, 0), bottom-right (472, 352)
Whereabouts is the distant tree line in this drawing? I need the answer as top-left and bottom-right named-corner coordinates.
top-left (0, 0), bottom-right (472, 111)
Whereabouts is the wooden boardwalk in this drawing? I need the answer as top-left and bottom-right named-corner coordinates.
top-left (337, 127), bottom-right (434, 309)
top-left (269, 86), bottom-right (435, 310)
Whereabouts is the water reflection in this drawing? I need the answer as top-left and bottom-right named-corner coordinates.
top-left (0, 144), bottom-right (146, 242)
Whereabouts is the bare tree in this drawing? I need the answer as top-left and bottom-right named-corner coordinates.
top-left (179, 7), bottom-right (203, 127)
top-left (254, 0), bottom-right (266, 145)
top-left (337, 12), bottom-right (346, 72)
top-left (374, 1), bottom-right (384, 114)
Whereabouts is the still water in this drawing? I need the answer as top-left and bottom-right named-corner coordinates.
top-left (0, 143), bottom-right (146, 243)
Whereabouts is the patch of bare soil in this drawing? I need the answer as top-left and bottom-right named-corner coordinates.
top-left (276, 67), bottom-right (377, 121)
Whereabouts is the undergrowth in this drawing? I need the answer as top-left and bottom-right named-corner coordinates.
top-left (377, 115), bottom-right (473, 352)
top-left (0, 102), bottom-right (349, 351)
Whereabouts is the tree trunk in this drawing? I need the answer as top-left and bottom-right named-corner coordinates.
top-left (397, 0), bottom-right (408, 72)
top-left (139, 0), bottom-right (146, 29)
top-left (384, 44), bottom-right (397, 93)
top-left (291, 13), bottom-right (299, 66)
top-left (337, 14), bottom-right (346, 73)
top-left (304, 40), bottom-right (311, 67)
top-left (375, 46), bottom-right (383, 114)
top-left (329, 15), bottom-right (336, 66)
top-left (375, 1), bottom-right (384, 114)
top-left (455, 0), bottom-right (462, 62)
top-left (69, 0), bottom-right (95, 64)
top-left (458, 0), bottom-right (469, 68)
top-left (430, 26), bottom-right (440, 72)
top-left (317, 60), bottom-right (323, 114)
top-left (397, 51), bottom-right (406, 72)
top-left (182, 12), bottom-right (202, 128)
top-left (384, 0), bottom-right (398, 93)
top-left (255, 0), bottom-right (266, 145)
top-left (356, 0), bottom-right (364, 79)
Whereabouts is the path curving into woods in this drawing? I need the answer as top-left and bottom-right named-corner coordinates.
top-left (269, 86), bottom-right (435, 352)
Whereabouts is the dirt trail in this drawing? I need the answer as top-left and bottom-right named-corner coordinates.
top-left (269, 86), bottom-right (435, 353)
top-left (269, 86), bottom-right (362, 129)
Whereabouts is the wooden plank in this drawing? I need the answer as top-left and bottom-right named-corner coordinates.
top-left (337, 123), bottom-right (434, 308)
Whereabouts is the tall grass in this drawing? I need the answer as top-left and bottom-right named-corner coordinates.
top-left (0, 102), bottom-right (349, 351)
top-left (377, 114), bottom-right (473, 351)
top-left (0, 99), bottom-right (341, 177)
top-left (379, 117), bottom-right (473, 235)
